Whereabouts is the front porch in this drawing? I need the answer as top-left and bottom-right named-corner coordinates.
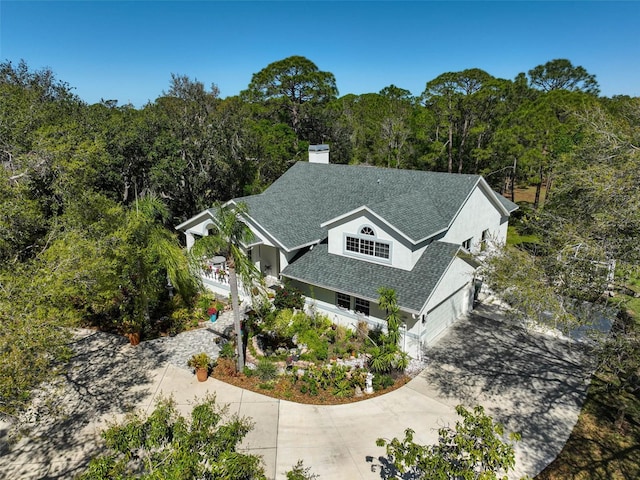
top-left (198, 255), bottom-right (281, 300)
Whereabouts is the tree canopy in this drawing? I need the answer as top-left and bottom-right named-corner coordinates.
top-left (528, 58), bottom-right (600, 95)
top-left (0, 56), bottom-right (635, 422)
top-left (81, 395), bottom-right (264, 480)
top-left (377, 405), bottom-right (520, 479)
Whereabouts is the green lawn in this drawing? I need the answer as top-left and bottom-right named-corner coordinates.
top-left (506, 225), bottom-right (540, 246)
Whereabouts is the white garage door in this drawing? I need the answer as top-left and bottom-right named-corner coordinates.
top-left (422, 285), bottom-right (471, 345)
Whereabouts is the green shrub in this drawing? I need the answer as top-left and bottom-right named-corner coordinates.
top-left (297, 364), bottom-right (364, 397)
top-left (325, 328), bottom-right (336, 343)
top-left (312, 314), bottom-right (332, 332)
top-left (367, 325), bottom-right (385, 348)
top-left (298, 329), bottom-right (329, 361)
top-left (271, 309), bottom-right (294, 337)
top-left (274, 283), bottom-right (305, 310)
top-left (345, 342), bottom-right (359, 355)
top-left (187, 352), bottom-right (211, 370)
top-left (333, 378), bottom-right (352, 398)
top-left (332, 344), bottom-right (347, 358)
top-left (314, 341), bottom-right (329, 361)
top-left (372, 373), bottom-right (394, 391)
top-left (260, 309), bottom-right (278, 331)
top-left (298, 366), bottom-right (326, 396)
top-left (286, 460), bottom-right (318, 480)
top-left (350, 368), bottom-right (367, 389)
top-left (219, 341), bottom-right (235, 359)
top-left (289, 311), bottom-right (312, 336)
top-left (169, 308), bottom-right (191, 335)
top-left (255, 358), bottom-right (278, 381)
top-left (196, 292), bottom-right (216, 317)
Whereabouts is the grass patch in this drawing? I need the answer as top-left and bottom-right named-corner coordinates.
top-left (506, 225), bottom-right (541, 246)
top-left (624, 296), bottom-right (640, 319)
top-left (513, 184), bottom-right (547, 205)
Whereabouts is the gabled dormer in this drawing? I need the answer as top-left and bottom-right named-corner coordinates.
top-left (321, 208), bottom-right (429, 271)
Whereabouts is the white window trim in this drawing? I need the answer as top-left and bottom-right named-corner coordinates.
top-left (342, 232), bottom-right (392, 264)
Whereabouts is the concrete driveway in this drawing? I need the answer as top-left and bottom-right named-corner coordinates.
top-left (0, 304), bottom-right (594, 479)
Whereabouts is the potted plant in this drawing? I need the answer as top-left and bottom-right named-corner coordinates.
top-left (122, 317), bottom-right (142, 346)
top-left (207, 305), bottom-right (218, 322)
top-left (188, 352), bottom-right (211, 382)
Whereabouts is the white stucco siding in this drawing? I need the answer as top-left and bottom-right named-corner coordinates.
top-left (184, 218), bottom-right (215, 238)
top-left (326, 212), bottom-right (415, 271)
top-left (182, 217), bottom-right (216, 250)
top-left (424, 256), bottom-right (475, 313)
top-left (409, 255), bottom-right (475, 348)
top-left (249, 245), bottom-right (297, 278)
top-left (442, 186), bottom-right (507, 252)
top-left (179, 212), bottom-right (278, 251)
top-left (497, 217), bottom-right (509, 246)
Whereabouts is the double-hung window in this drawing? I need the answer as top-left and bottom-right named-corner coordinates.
top-left (336, 292), bottom-right (351, 309)
top-left (354, 298), bottom-right (370, 316)
top-left (336, 293), bottom-right (369, 317)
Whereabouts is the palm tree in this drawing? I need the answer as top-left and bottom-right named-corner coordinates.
top-left (377, 286), bottom-right (397, 316)
top-left (189, 202), bottom-right (261, 371)
top-left (118, 195), bottom-right (199, 336)
top-left (377, 286), bottom-right (402, 344)
top-left (372, 286), bottom-right (408, 372)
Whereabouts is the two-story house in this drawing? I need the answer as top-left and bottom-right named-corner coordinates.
top-left (176, 146), bottom-right (518, 357)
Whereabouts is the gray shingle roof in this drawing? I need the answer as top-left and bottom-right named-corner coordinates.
top-left (494, 192), bottom-right (519, 213)
top-left (281, 241), bottom-right (461, 312)
top-left (234, 162), bottom-right (481, 250)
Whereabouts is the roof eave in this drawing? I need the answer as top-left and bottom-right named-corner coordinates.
top-left (477, 178), bottom-right (511, 216)
top-left (281, 272), bottom-right (421, 314)
top-left (175, 209), bottom-right (216, 231)
top-left (227, 199), bottom-right (293, 253)
top-left (321, 206), bottom-right (417, 245)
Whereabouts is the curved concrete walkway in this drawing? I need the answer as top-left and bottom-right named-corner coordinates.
top-left (0, 305), bottom-right (595, 480)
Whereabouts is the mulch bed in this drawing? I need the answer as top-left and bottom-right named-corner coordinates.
top-left (211, 358), bottom-right (411, 405)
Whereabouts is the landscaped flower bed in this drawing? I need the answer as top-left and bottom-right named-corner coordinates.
top-left (211, 295), bottom-right (411, 404)
top-left (212, 358), bottom-right (410, 405)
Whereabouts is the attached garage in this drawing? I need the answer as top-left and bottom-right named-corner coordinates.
top-left (422, 283), bottom-right (473, 345)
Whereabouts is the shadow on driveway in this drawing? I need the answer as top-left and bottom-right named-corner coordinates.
top-left (0, 331), bottom-right (169, 480)
top-left (416, 313), bottom-right (595, 478)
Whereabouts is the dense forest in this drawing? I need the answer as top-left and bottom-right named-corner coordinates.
top-left (1, 56), bottom-right (639, 424)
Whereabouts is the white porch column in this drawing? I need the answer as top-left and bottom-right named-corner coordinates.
top-left (185, 231), bottom-right (195, 250)
top-left (279, 250), bottom-right (289, 274)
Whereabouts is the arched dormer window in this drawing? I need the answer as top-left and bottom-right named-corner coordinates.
top-left (345, 225), bottom-right (390, 260)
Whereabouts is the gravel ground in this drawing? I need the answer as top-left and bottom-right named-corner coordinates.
top-left (135, 310), bottom-right (236, 371)
top-left (142, 328), bottom-right (222, 371)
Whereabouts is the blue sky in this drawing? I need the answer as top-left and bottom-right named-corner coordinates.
top-left (2, 1), bottom-right (639, 107)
